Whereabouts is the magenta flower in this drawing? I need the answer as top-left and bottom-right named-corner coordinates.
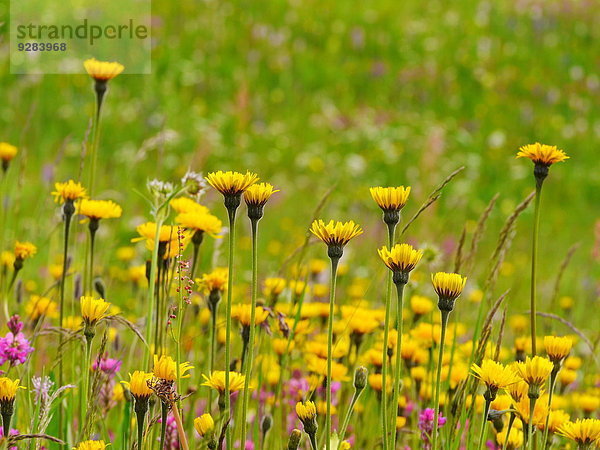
top-left (0, 331), bottom-right (34, 366)
top-left (418, 408), bottom-right (447, 449)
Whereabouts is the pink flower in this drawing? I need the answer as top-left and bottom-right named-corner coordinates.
top-left (0, 331), bottom-right (34, 366)
top-left (418, 408), bottom-right (447, 449)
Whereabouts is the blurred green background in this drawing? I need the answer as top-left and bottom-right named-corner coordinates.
top-left (0, 0), bottom-right (598, 322)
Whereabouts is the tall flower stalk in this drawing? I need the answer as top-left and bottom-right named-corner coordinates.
top-left (370, 185), bottom-right (410, 448)
top-left (206, 170), bottom-right (258, 449)
top-left (310, 219), bottom-right (362, 450)
top-left (239, 183), bottom-right (278, 443)
top-left (430, 271), bottom-right (466, 449)
top-left (516, 143), bottom-right (569, 356)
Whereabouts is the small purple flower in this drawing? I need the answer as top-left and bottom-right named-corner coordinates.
top-left (418, 408), bottom-right (447, 449)
top-left (6, 315), bottom-right (23, 334)
top-left (0, 427), bottom-right (19, 449)
top-left (92, 355), bottom-right (122, 377)
top-left (157, 413), bottom-right (179, 449)
top-left (0, 331), bottom-right (34, 366)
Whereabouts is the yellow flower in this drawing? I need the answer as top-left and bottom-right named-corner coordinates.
top-left (14, 241), bottom-right (37, 260)
top-left (0, 378), bottom-right (24, 403)
top-left (496, 428), bottom-right (524, 449)
top-left (244, 182), bottom-right (279, 206)
top-left (197, 268), bottom-right (228, 294)
top-left (471, 359), bottom-right (518, 392)
top-left (557, 419), bottom-right (600, 446)
top-left (77, 199), bottom-right (122, 220)
top-left (121, 371), bottom-right (153, 398)
top-left (62, 316), bottom-right (82, 330)
top-left (205, 170), bottom-right (259, 196)
top-left (153, 355), bottom-right (193, 381)
top-left (263, 278), bottom-right (286, 297)
top-left (175, 211), bottom-right (222, 237)
top-left (310, 220), bottom-right (363, 247)
top-left (512, 356), bottom-right (554, 388)
top-left (307, 356), bottom-right (349, 381)
top-left (170, 197), bottom-right (209, 214)
top-left (231, 304), bottom-right (269, 327)
top-left (378, 243), bottom-right (423, 274)
top-left (26, 295), bottom-right (58, 320)
top-left (84, 58), bottom-right (124, 81)
top-left (52, 180), bottom-right (87, 203)
top-left (516, 143), bottom-right (569, 166)
top-left (295, 400), bottom-right (317, 421)
top-left (132, 222), bottom-right (178, 243)
top-left (73, 440), bottom-right (108, 450)
top-left (431, 272), bottom-right (467, 302)
top-left (540, 409), bottom-right (570, 433)
top-left (410, 295), bottom-right (434, 316)
top-left (369, 186), bottom-right (411, 211)
top-left (0, 142), bottom-right (18, 162)
top-left (272, 338), bottom-right (293, 356)
top-left (201, 371), bottom-right (246, 393)
top-left (543, 336), bottom-right (572, 363)
top-left (116, 246), bottom-right (136, 261)
top-left (1, 251), bottom-right (15, 267)
top-left (513, 393), bottom-right (549, 426)
top-left (396, 416), bottom-right (407, 429)
top-left (194, 413), bottom-right (215, 437)
top-left (80, 296), bottom-right (111, 326)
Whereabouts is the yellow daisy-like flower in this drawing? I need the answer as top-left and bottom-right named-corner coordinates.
top-left (14, 241), bottom-right (37, 260)
top-left (52, 180), bottom-right (87, 203)
top-left (197, 268), bottom-right (228, 294)
top-left (0, 377), bottom-right (24, 403)
top-left (231, 304), bottom-right (269, 327)
top-left (73, 440), bottom-right (108, 450)
top-left (132, 222), bottom-right (178, 243)
top-left (0, 142), bottom-right (17, 162)
top-left (77, 199), bottom-right (122, 220)
top-left (513, 393), bottom-right (550, 427)
top-left (516, 143), bottom-right (569, 166)
top-left (295, 400), bottom-right (317, 421)
top-left (307, 356), bottom-right (350, 381)
top-left (471, 359), bottom-right (518, 393)
top-left (263, 277), bottom-right (286, 297)
top-left (410, 295), bottom-right (434, 316)
top-left (84, 58), bottom-right (124, 81)
top-left (557, 419), bottom-right (600, 446)
top-left (431, 272), bottom-right (467, 301)
top-left (205, 171), bottom-right (259, 196)
top-left (80, 296), bottom-right (111, 326)
top-left (512, 356), bottom-right (554, 388)
top-left (170, 197), bottom-right (209, 214)
top-left (194, 413), bottom-right (215, 437)
top-left (175, 211), bottom-right (222, 237)
top-left (378, 243), bottom-right (423, 274)
top-left (310, 220), bottom-right (363, 248)
top-left (543, 335), bottom-right (572, 363)
top-left (370, 186), bottom-right (411, 211)
top-left (540, 409), bottom-right (570, 433)
top-left (201, 371), bottom-right (247, 393)
top-left (496, 428), bottom-right (524, 449)
top-left (121, 371), bottom-right (153, 399)
top-left (26, 295), bottom-right (58, 320)
top-left (153, 355), bottom-right (193, 381)
top-left (244, 182), bottom-right (279, 206)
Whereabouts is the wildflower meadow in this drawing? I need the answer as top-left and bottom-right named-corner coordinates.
top-left (0, 1), bottom-right (599, 449)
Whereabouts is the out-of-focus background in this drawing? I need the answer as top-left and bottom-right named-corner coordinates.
top-left (1, 0), bottom-right (598, 312)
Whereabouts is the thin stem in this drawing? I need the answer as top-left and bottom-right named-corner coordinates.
top-left (88, 85), bottom-right (104, 197)
top-left (81, 335), bottom-right (93, 437)
top-left (325, 256), bottom-right (339, 450)
top-left (144, 218), bottom-right (165, 368)
top-left (530, 182), bottom-right (543, 356)
top-left (528, 397), bottom-right (537, 450)
top-left (431, 309), bottom-right (450, 450)
top-left (381, 223), bottom-right (396, 449)
top-left (501, 412), bottom-right (516, 450)
top-left (160, 402), bottom-right (168, 450)
top-left (208, 304), bottom-right (218, 411)
top-left (542, 371), bottom-right (558, 450)
top-left (390, 281), bottom-right (406, 447)
top-left (224, 207), bottom-right (237, 450)
top-left (136, 405), bottom-right (146, 450)
top-left (171, 405), bottom-right (190, 450)
top-left (89, 227), bottom-right (97, 294)
top-left (240, 219), bottom-right (259, 443)
top-left (338, 388), bottom-right (364, 448)
top-left (191, 242), bottom-right (200, 280)
top-left (476, 399), bottom-right (491, 450)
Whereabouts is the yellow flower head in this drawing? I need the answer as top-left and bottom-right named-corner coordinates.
top-left (543, 335), bottom-right (572, 363)
top-left (516, 143), bottom-right (569, 166)
top-left (557, 419), bottom-right (600, 446)
top-left (0, 142), bottom-right (17, 163)
top-left (1, 251), bottom-right (15, 267)
top-left (77, 199), bottom-right (122, 220)
top-left (541, 409), bottom-right (570, 433)
top-left (170, 197), bottom-right (209, 214)
top-left (244, 182), bottom-right (279, 206)
top-left (176, 211), bottom-right (222, 237)
top-left (14, 241), bottom-right (37, 260)
top-left (133, 222), bottom-right (178, 243)
top-left (512, 356), bottom-right (554, 388)
top-left (496, 428), bottom-right (524, 449)
top-left (84, 58), bottom-right (124, 81)
top-left (231, 304), bottom-right (269, 327)
top-left (194, 413), bottom-right (215, 437)
top-left (121, 371), bottom-right (153, 398)
top-left (471, 359), bottom-right (518, 392)
top-left (378, 243), bottom-right (423, 274)
top-left (201, 371), bottom-right (246, 393)
top-left (431, 272), bottom-right (467, 302)
top-left (263, 277), bottom-right (286, 297)
top-left (205, 171), bottom-right (259, 196)
top-left (307, 356), bottom-right (349, 381)
top-left (370, 186), bottom-right (411, 211)
top-left (513, 393), bottom-right (549, 426)
top-left (80, 296), bottom-right (111, 325)
top-left (73, 440), bottom-right (108, 450)
top-left (0, 377), bottom-right (24, 403)
top-left (153, 355), bottom-right (193, 381)
top-left (52, 180), bottom-right (87, 203)
top-left (310, 220), bottom-right (363, 248)
top-left (197, 268), bottom-right (228, 294)
top-left (410, 295), bottom-right (434, 316)
top-left (295, 400), bottom-right (317, 421)
top-left (26, 295), bottom-right (58, 320)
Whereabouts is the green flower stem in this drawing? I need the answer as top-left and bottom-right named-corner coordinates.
top-left (144, 217), bottom-right (165, 369)
top-left (527, 397), bottom-right (537, 450)
top-left (135, 401), bottom-right (147, 450)
top-left (224, 206), bottom-right (238, 450)
top-left (431, 309), bottom-right (450, 450)
top-left (390, 281), bottom-right (406, 447)
top-left (160, 401), bottom-right (169, 450)
top-left (338, 387), bottom-right (364, 447)
top-left (476, 399), bottom-right (491, 450)
top-left (501, 412), bottom-right (516, 450)
top-left (88, 223), bottom-right (98, 294)
top-left (380, 223), bottom-right (395, 449)
top-left (88, 82), bottom-right (105, 197)
top-left (542, 370), bottom-right (558, 450)
top-left (207, 303), bottom-right (218, 411)
top-left (81, 334), bottom-right (93, 432)
top-left (240, 218), bottom-right (259, 443)
top-left (530, 182), bottom-right (543, 356)
top-left (325, 256), bottom-right (339, 450)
